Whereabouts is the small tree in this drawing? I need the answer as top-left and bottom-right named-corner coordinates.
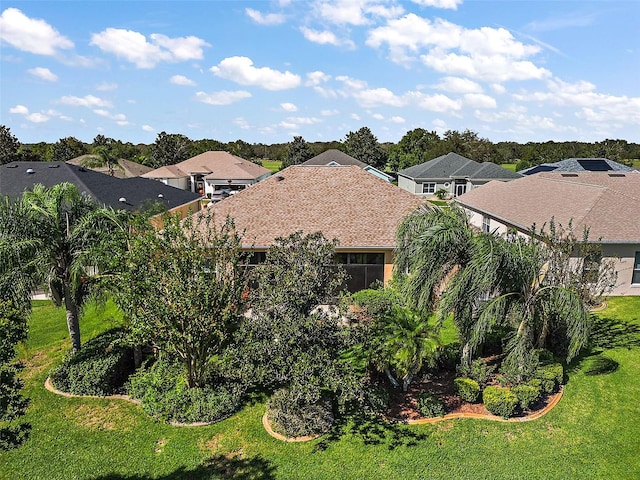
top-left (112, 211), bottom-right (249, 389)
top-left (343, 127), bottom-right (388, 170)
top-left (0, 301), bottom-right (29, 450)
top-left (149, 132), bottom-right (192, 168)
top-left (0, 125), bottom-right (21, 165)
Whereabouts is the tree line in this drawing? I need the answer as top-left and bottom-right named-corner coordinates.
top-left (1, 124), bottom-right (638, 173)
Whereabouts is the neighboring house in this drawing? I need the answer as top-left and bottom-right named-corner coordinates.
top-left (520, 157), bottom-right (636, 175)
top-left (142, 151), bottom-right (272, 199)
top-left (0, 161), bottom-right (202, 218)
top-left (200, 165), bottom-right (424, 292)
top-left (397, 152), bottom-right (522, 198)
top-left (67, 156), bottom-right (153, 178)
top-left (301, 149), bottom-right (395, 182)
top-left (455, 171), bottom-right (640, 296)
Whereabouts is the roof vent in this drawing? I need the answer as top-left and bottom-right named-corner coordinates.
top-left (158, 193), bottom-right (164, 198)
top-left (118, 197), bottom-right (127, 203)
top-left (7, 164), bottom-right (18, 168)
top-left (26, 168), bottom-right (35, 174)
top-left (608, 173), bottom-right (626, 177)
top-left (49, 164), bottom-right (60, 168)
top-left (275, 174), bottom-right (284, 181)
top-left (561, 173), bottom-right (579, 177)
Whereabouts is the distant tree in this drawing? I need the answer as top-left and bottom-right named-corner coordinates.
top-left (388, 128), bottom-right (441, 171)
top-left (226, 139), bottom-right (255, 160)
top-left (0, 301), bottom-right (30, 450)
top-left (343, 127), bottom-right (388, 170)
top-left (149, 132), bottom-right (192, 168)
top-left (51, 136), bottom-right (88, 162)
top-left (282, 136), bottom-right (313, 168)
top-left (191, 138), bottom-right (226, 156)
top-left (442, 129), bottom-right (497, 163)
top-left (0, 126), bottom-right (21, 165)
top-left (20, 142), bottom-right (51, 162)
top-left (91, 134), bottom-right (109, 149)
top-left (111, 211), bottom-right (249, 389)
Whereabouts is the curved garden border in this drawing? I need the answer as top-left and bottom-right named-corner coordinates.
top-left (261, 412), bottom-right (323, 442)
top-left (44, 377), bottom-right (215, 427)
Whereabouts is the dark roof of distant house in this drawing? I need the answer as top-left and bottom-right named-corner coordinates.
top-left (520, 158), bottom-right (636, 175)
top-left (301, 149), bottom-right (368, 167)
top-left (398, 152), bottom-right (522, 181)
top-left (0, 161), bottom-right (201, 211)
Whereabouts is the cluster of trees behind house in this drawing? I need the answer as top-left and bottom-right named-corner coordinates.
top-left (1, 124), bottom-right (638, 172)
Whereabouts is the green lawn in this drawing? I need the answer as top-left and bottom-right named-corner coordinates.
top-left (2, 297), bottom-right (640, 479)
top-left (262, 160), bottom-right (282, 173)
top-left (501, 163), bottom-right (517, 172)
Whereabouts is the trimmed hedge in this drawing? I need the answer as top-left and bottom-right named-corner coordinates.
top-left (267, 387), bottom-right (334, 438)
top-left (128, 360), bottom-right (245, 424)
top-left (512, 384), bottom-right (540, 410)
top-left (533, 363), bottom-right (564, 394)
top-left (417, 393), bottom-right (445, 418)
top-left (50, 329), bottom-right (134, 396)
top-left (483, 386), bottom-right (518, 418)
top-left (454, 377), bottom-right (480, 403)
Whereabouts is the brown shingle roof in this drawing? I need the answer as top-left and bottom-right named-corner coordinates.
top-left (455, 172), bottom-right (640, 243)
top-left (201, 165), bottom-right (425, 248)
top-left (142, 151), bottom-right (271, 180)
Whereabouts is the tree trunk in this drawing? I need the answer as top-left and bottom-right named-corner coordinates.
top-left (402, 373), bottom-right (414, 392)
top-left (133, 345), bottom-right (143, 368)
top-left (384, 368), bottom-right (400, 388)
top-left (63, 283), bottom-right (81, 354)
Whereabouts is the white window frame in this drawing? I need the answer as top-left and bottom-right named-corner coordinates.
top-left (482, 215), bottom-right (491, 234)
top-left (632, 251), bottom-right (640, 285)
top-left (422, 182), bottom-right (436, 194)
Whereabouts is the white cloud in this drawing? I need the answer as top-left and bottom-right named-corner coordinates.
top-left (233, 117), bottom-right (251, 129)
top-left (28, 67), bottom-right (58, 82)
top-left (389, 116), bottom-right (405, 123)
top-left (194, 90), bottom-right (252, 105)
top-left (300, 27), bottom-right (341, 46)
top-left (280, 102), bottom-right (298, 112)
top-left (90, 28), bottom-right (209, 68)
top-left (96, 82), bottom-right (118, 91)
top-left (367, 14), bottom-right (550, 82)
top-left (353, 87), bottom-right (406, 107)
top-left (0, 8), bottom-right (73, 55)
top-left (245, 8), bottom-right (286, 25)
top-left (463, 93), bottom-right (497, 109)
top-left (321, 109), bottom-right (339, 116)
top-left (142, 125), bottom-right (155, 132)
top-left (26, 112), bottom-right (50, 123)
top-left (211, 56), bottom-right (301, 90)
top-left (313, 0), bottom-right (404, 27)
top-left (411, 92), bottom-right (462, 112)
top-left (170, 74), bottom-right (196, 86)
top-left (285, 116), bottom-right (322, 125)
top-left (411, 0), bottom-right (462, 9)
top-left (57, 95), bottom-right (112, 108)
top-left (305, 71), bottom-right (331, 86)
top-left (9, 104), bottom-right (29, 115)
top-left (93, 109), bottom-right (129, 125)
top-left (433, 76), bottom-right (482, 94)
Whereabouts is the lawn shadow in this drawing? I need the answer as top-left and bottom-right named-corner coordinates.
top-left (588, 314), bottom-right (640, 351)
top-left (313, 405), bottom-right (430, 452)
top-left (92, 453), bottom-right (276, 480)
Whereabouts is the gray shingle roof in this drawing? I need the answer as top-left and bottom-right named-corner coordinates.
top-left (520, 158), bottom-right (636, 175)
top-left (398, 152), bottom-right (522, 181)
top-left (0, 161), bottom-right (201, 211)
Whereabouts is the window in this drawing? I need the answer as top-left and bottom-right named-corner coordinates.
top-left (335, 252), bottom-right (385, 292)
top-left (582, 253), bottom-right (602, 284)
top-left (482, 215), bottom-right (491, 234)
top-left (422, 182), bottom-right (436, 194)
top-left (633, 252), bottom-right (640, 284)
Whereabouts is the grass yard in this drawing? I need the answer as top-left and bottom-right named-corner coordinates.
top-left (261, 160), bottom-right (282, 173)
top-left (500, 163), bottom-right (517, 172)
top-left (2, 297), bottom-right (640, 479)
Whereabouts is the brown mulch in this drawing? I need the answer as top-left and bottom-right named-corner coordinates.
top-left (386, 370), bottom-right (553, 422)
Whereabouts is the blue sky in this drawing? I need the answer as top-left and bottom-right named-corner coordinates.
top-left (1, 1), bottom-right (638, 146)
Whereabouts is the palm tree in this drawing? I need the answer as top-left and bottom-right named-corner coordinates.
top-left (0, 183), bottom-right (127, 353)
top-left (382, 307), bottom-right (440, 391)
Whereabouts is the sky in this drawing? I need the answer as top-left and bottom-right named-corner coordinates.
top-left (1, 1), bottom-right (639, 146)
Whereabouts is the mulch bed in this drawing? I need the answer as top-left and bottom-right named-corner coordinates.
top-left (386, 370), bottom-right (554, 421)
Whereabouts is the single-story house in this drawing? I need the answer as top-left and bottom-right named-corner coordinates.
top-left (199, 165), bottom-right (425, 292)
top-left (398, 152), bottom-right (522, 198)
top-left (0, 161), bottom-right (202, 219)
top-left (301, 149), bottom-right (395, 182)
top-left (520, 157), bottom-right (637, 175)
top-left (142, 151), bottom-right (272, 199)
top-left (455, 171), bottom-right (640, 296)
top-left (67, 156), bottom-right (154, 178)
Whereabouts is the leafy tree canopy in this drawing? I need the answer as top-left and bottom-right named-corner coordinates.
top-left (0, 126), bottom-right (21, 165)
top-left (343, 127), bottom-right (388, 170)
top-left (282, 136), bottom-right (313, 168)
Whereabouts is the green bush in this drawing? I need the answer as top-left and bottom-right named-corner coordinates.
top-left (512, 384), bottom-right (540, 410)
top-left (128, 359), bottom-right (245, 424)
top-left (454, 377), bottom-right (480, 403)
top-left (417, 393), bottom-right (445, 418)
top-left (457, 358), bottom-right (495, 387)
top-left (267, 387), bottom-right (334, 438)
top-left (50, 329), bottom-right (134, 396)
top-left (533, 363), bottom-right (564, 394)
top-left (364, 384), bottom-right (390, 414)
top-left (346, 288), bottom-right (401, 320)
top-left (483, 386), bottom-right (518, 418)
top-left (435, 342), bottom-right (461, 372)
